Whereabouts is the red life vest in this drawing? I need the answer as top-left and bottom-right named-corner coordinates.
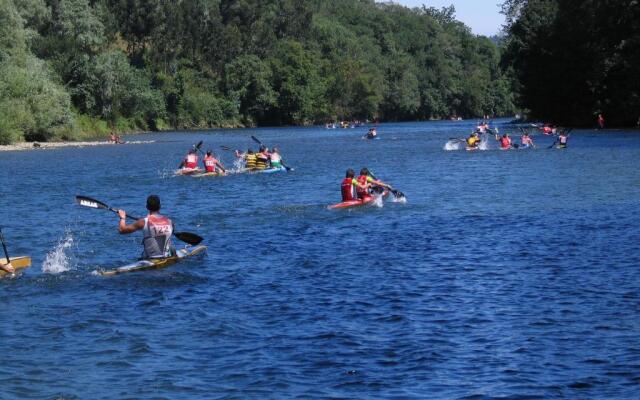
top-left (203, 155), bottom-right (217, 172)
top-left (500, 137), bottom-right (511, 149)
top-left (341, 178), bottom-right (356, 201)
top-left (356, 175), bottom-right (369, 197)
top-left (185, 153), bottom-right (198, 169)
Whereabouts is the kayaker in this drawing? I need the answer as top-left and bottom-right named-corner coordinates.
top-left (255, 146), bottom-right (270, 170)
top-left (341, 169), bottom-right (368, 201)
top-left (521, 132), bottom-right (535, 148)
top-left (597, 114), bottom-right (605, 129)
top-left (117, 195), bottom-right (175, 259)
top-left (269, 147), bottom-right (283, 168)
top-left (357, 168), bottom-right (391, 199)
top-left (180, 148), bottom-right (199, 170)
top-left (236, 149), bottom-right (257, 170)
top-left (466, 132), bottom-right (480, 149)
top-left (203, 150), bottom-right (226, 174)
top-left (364, 128), bottom-right (377, 139)
top-left (554, 131), bottom-right (569, 148)
top-left (496, 133), bottom-right (512, 150)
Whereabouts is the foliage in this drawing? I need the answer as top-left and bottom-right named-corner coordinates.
top-left (1, 0), bottom-right (517, 143)
top-left (502, 0), bottom-right (640, 126)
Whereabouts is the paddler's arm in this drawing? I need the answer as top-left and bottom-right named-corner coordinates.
top-left (1, 262), bottom-right (14, 274)
top-left (216, 161), bottom-right (227, 173)
top-left (117, 210), bottom-right (145, 234)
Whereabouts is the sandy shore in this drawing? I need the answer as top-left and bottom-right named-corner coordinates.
top-left (0, 140), bottom-right (155, 152)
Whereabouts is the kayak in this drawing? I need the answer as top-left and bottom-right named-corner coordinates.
top-left (0, 256), bottom-right (31, 278)
top-left (329, 190), bottom-right (389, 210)
top-left (175, 168), bottom-right (204, 176)
top-left (99, 245), bottom-right (207, 276)
top-left (253, 166), bottom-right (288, 174)
top-left (466, 146), bottom-right (478, 151)
top-left (192, 171), bottom-right (227, 178)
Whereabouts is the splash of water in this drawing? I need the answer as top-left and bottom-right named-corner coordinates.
top-left (443, 140), bottom-right (462, 151)
top-left (372, 194), bottom-right (385, 208)
top-left (42, 233), bottom-right (74, 274)
top-left (478, 134), bottom-right (490, 150)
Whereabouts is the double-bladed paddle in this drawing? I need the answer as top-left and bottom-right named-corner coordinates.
top-left (250, 135), bottom-right (293, 171)
top-left (75, 196), bottom-right (203, 245)
top-left (368, 171), bottom-right (405, 200)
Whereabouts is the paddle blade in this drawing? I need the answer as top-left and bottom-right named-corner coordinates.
top-left (251, 135), bottom-right (263, 145)
top-left (220, 145), bottom-right (232, 151)
top-left (76, 196), bottom-right (110, 210)
top-left (195, 141), bottom-right (203, 150)
top-left (174, 232), bottom-right (203, 245)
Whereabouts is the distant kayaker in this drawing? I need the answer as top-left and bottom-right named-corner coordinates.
top-left (255, 146), bottom-right (270, 170)
top-left (466, 132), bottom-right (480, 149)
top-left (203, 150), bottom-right (226, 174)
top-left (341, 169), bottom-right (368, 202)
top-left (364, 128), bottom-right (377, 139)
top-left (496, 133), bottom-right (512, 149)
top-left (180, 148), bottom-right (199, 170)
top-left (521, 132), bottom-right (535, 148)
top-left (117, 195), bottom-right (175, 259)
top-left (235, 149), bottom-right (257, 170)
top-left (597, 114), bottom-right (605, 129)
top-left (269, 147), bottom-right (283, 168)
top-left (553, 131), bottom-right (569, 148)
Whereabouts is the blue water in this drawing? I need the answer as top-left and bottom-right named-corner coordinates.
top-left (1, 120), bottom-right (640, 399)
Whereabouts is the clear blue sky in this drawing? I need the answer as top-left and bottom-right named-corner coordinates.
top-left (384, 0), bottom-right (505, 36)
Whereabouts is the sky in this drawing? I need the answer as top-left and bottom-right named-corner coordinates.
top-left (384, 0), bottom-right (505, 36)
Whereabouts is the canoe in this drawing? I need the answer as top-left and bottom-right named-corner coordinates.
top-left (99, 245), bottom-right (207, 276)
top-left (0, 256), bottom-right (32, 278)
top-left (174, 168), bottom-right (204, 176)
top-left (329, 190), bottom-right (389, 210)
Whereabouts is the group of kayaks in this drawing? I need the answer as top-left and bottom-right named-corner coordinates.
top-left (174, 165), bottom-right (288, 177)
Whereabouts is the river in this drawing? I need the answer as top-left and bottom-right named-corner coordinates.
top-left (1, 119), bottom-right (639, 398)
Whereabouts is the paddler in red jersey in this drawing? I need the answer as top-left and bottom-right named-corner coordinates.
top-left (180, 148), bottom-right (199, 170)
top-left (341, 168), bottom-right (368, 201)
top-left (203, 150), bottom-right (227, 174)
top-left (496, 133), bottom-right (512, 150)
top-left (117, 195), bottom-right (176, 259)
top-left (356, 168), bottom-right (391, 200)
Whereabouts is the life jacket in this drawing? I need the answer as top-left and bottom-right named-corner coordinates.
top-left (184, 153), bottom-right (198, 169)
top-left (203, 155), bottom-right (218, 173)
top-left (255, 152), bottom-right (269, 169)
top-left (500, 137), bottom-right (511, 149)
top-left (542, 126), bottom-right (553, 135)
top-left (559, 135), bottom-right (567, 144)
top-left (270, 153), bottom-right (282, 168)
top-left (341, 178), bottom-right (356, 201)
top-left (356, 175), bottom-right (369, 198)
top-left (244, 153), bottom-right (257, 169)
top-left (467, 137), bottom-right (478, 147)
top-left (142, 214), bottom-right (173, 259)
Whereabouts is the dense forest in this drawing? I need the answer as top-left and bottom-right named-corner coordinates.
top-left (501, 0), bottom-right (640, 127)
top-left (0, 0), bottom-right (515, 144)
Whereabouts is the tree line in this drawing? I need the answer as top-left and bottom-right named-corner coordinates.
top-left (501, 0), bottom-right (640, 127)
top-left (0, 0), bottom-right (516, 144)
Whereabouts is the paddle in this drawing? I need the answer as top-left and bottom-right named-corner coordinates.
top-left (368, 171), bottom-right (405, 200)
top-left (0, 227), bottom-right (12, 265)
top-left (250, 135), bottom-right (293, 171)
top-left (75, 196), bottom-right (203, 245)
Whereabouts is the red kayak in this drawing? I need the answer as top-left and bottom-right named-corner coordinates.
top-left (329, 189), bottom-right (389, 209)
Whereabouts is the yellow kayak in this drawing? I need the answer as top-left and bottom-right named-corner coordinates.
top-left (0, 256), bottom-right (32, 278)
top-left (99, 245), bottom-right (207, 276)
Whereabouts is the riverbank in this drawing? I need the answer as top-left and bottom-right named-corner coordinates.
top-left (0, 140), bottom-right (155, 152)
